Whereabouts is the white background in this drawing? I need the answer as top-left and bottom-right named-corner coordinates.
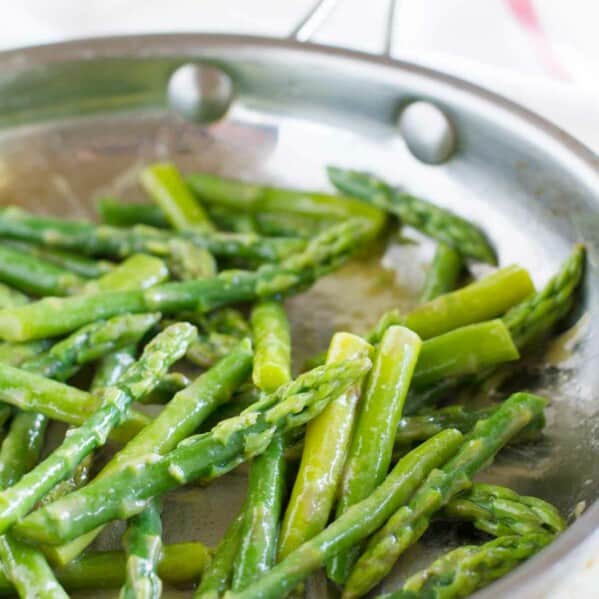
top-left (1, 1), bottom-right (598, 595)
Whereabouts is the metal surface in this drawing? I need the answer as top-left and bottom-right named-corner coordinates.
top-left (0, 34), bottom-right (597, 597)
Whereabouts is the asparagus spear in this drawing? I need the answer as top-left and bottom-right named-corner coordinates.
top-left (14, 357), bottom-right (372, 545)
top-left (0, 282), bottom-right (28, 309)
top-left (378, 533), bottom-right (553, 599)
top-left (0, 340), bottom-right (50, 367)
top-left (3, 240), bottom-right (114, 279)
top-left (120, 498), bottom-right (163, 599)
top-left (396, 405), bottom-right (544, 445)
top-left (21, 312), bottom-right (161, 381)
top-left (231, 301), bottom-right (291, 591)
top-left (0, 542), bottom-right (211, 595)
top-left (344, 392), bottom-right (547, 598)
top-left (195, 513), bottom-right (245, 599)
top-left (0, 219), bottom-right (371, 341)
top-left (97, 198), bottom-right (169, 229)
top-left (369, 265), bottom-right (534, 343)
top-left (0, 363), bottom-right (150, 440)
top-left (420, 243), bottom-right (463, 302)
top-left (278, 333), bottom-right (373, 559)
top-left (0, 389), bottom-right (67, 598)
top-left (409, 245), bottom-right (586, 409)
top-left (327, 326), bottom-right (422, 584)
top-left (250, 300), bottom-right (291, 393)
top-left (186, 171), bottom-right (386, 230)
top-left (82, 253), bottom-right (168, 294)
top-left (223, 430), bottom-right (464, 599)
top-left (327, 166), bottom-right (496, 264)
top-left (91, 345), bottom-right (137, 389)
top-left (141, 162), bottom-right (215, 231)
top-left (411, 319), bottom-right (519, 389)
top-left (442, 483), bottom-right (565, 537)
top-left (503, 244), bottom-right (585, 350)
top-left (0, 206), bottom-right (305, 263)
top-left (0, 322), bottom-right (196, 534)
top-left (0, 244), bottom-right (83, 296)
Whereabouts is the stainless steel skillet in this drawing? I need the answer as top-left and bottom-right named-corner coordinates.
top-left (0, 9), bottom-right (597, 599)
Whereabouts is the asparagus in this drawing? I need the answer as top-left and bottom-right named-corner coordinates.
top-left (3, 240), bottom-right (114, 279)
top-left (0, 542), bottom-right (211, 595)
top-left (141, 162), bottom-right (215, 231)
top-left (409, 245), bottom-right (586, 409)
top-left (395, 406), bottom-right (493, 445)
top-left (327, 326), bottom-right (422, 584)
top-left (442, 483), bottom-right (565, 537)
top-left (14, 357), bottom-right (372, 545)
top-left (120, 499), bottom-right (163, 599)
top-left (21, 312), bottom-right (161, 381)
top-left (231, 301), bottom-right (291, 591)
top-left (195, 513), bottom-right (245, 599)
top-left (187, 332), bottom-right (242, 368)
top-left (0, 282), bottom-right (28, 309)
top-left (411, 319), bottom-right (519, 390)
top-left (82, 253), bottom-right (169, 294)
top-left (186, 171), bottom-right (386, 230)
top-left (97, 198), bottom-right (169, 229)
top-left (0, 322), bottom-right (196, 534)
top-left (223, 430), bottom-right (464, 599)
top-left (91, 346), bottom-right (137, 389)
top-left (232, 435), bottom-right (287, 591)
top-left (378, 533), bottom-right (553, 599)
top-left (0, 534), bottom-right (68, 599)
top-left (503, 244), bottom-right (585, 350)
top-left (0, 389), bottom-right (67, 598)
top-left (0, 340), bottom-right (50, 367)
top-left (0, 243), bottom-right (83, 296)
top-left (0, 219), bottom-right (371, 341)
top-left (344, 392), bottom-right (547, 598)
top-left (278, 333), bottom-right (373, 559)
top-left (369, 265), bottom-right (534, 343)
top-left (0, 205), bottom-right (305, 263)
top-left (251, 300), bottom-right (291, 393)
top-left (420, 243), bottom-right (463, 302)
top-left (327, 166), bottom-right (496, 263)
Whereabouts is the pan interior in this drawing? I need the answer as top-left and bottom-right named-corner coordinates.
top-left (0, 39), bottom-right (597, 597)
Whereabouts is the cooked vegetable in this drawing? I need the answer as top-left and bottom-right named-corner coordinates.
top-left (420, 242), bottom-right (463, 302)
top-left (344, 393), bottom-right (547, 598)
top-left (327, 166), bottom-right (496, 263)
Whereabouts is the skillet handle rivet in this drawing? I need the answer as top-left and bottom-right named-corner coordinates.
top-left (167, 63), bottom-right (234, 123)
top-left (398, 101), bottom-right (456, 164)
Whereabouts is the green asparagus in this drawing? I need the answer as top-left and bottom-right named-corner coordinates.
top-left (194, 513), bottom-right (245, 599)
top-left (223, 430), bottom-right (464, 599)
top-left (278, 333), bottom-right (373, 559)
top-left (0, 323), bottom-right (196, 534)
top-left (97, 198), bottom-right (169, 229)
top-left (0, 205), bottom-right (305, 263)
top-left (231, 301), bottom-right (291, 590)
top-left (0, 219), bottom-right (371, 341)
top-left (14, 356), bottom-right (372, 545)
top-left (327, 167), bottom-right (496, 263)
top-left (0, 244), bottom-right (83, 297)
top-left (0, 282), bottom-right (28, 309)
top-left (186, 171), bottom-right (386, 230)
top-left (420, 243), bottom-right (463, 302)
top-left (141, 162), bottom-right (215, 231)
top-left (442, 483), bottom-right (565, 537)
top-left (3, 240), bottom-right (114, 279)
top-left (0, 542), bottom-right (211, 595)
top-left (344, 392), bottom-right (547, 598)
top-left (378, 533), bottom-right (553, 599)
top-left (120, 498), bottom-right (163, 599)
top-left (328, 326), bottom-right (422, 584)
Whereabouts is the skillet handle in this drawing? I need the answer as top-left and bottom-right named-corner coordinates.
top-left (289, 0), bottom-right (399, 56)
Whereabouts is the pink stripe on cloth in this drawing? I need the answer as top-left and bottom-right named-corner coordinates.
top-left (506, 0), bottom-right (569, 79)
